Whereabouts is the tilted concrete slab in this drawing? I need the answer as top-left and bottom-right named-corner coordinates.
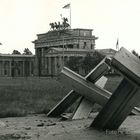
top-left (47, 59), bottom-right (109, 117)
top-left (72, 76), bottom-right (108, 120)
top-left (59, 66), bottom-right (140, 117)
top-left (105, 47), bottom-right (140, 87)
top-left (92, 47), bottom-right (140, 130)
top-left (47, 50), bottom-right (140, 119)
top-left (47, 90), bottom-right (81, 117)
top-left (59, 67), bottom-right (111, 106)
top-left (91, 79), bottom-right (140, 130)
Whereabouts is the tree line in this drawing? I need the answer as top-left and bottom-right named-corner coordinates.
top-left (12, 48), bottom-right (32, 55)
top-left (66, 51), bottom-right (104, 76)
top-left (65, 49), bottom-right (140, 76)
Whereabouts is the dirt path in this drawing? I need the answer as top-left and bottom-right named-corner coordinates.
top-left (0, 114), bottom-right (140, 140)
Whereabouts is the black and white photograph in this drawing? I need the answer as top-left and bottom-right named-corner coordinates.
top-left (0, 0), bottom-right (140, 139)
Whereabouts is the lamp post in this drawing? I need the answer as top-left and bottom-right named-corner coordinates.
top-left (62, 36), bottom-right (64, 67)
top-left (59, 29), bottom-right (72, 68)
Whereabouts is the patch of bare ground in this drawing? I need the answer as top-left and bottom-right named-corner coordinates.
top-left (0, 113), bottom-right (140, 140)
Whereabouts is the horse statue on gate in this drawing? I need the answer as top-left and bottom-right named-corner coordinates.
top-left (49, 17), bottom-right (70, 31)
top-left (62, 17), bottom-right (70, 29)
top-left (54, 22), bottom-right (59, 30)
top-left (50, 23), bottom-right (55, 30)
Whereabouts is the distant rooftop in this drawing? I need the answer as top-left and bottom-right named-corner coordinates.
top-left (0, 54), bottom-right (35, 58)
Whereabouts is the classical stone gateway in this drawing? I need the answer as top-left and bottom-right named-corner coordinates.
top-left (33, 28), bottom-right (98, 76)
top-left (48, 47), bottom-right (140, 130)
top-left (33, 27), bottom-right (116, 77)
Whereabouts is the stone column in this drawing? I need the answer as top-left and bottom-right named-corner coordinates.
top-left (29, 61), bottom-right (32, 76)
top-left (46, 57), bottom-right (48, 75)
top-left (41, 48), bottom-right (44, 70)
top-left (51, 57), bottom-right (54, 76)
top-left (34, 49), bottom-right (39, 76)
top-left (0, 61), bottom-right (2, 76)
top-left (23, 61), bottom-right (25, 76)
top-left (48, 57), bottom-right (51, 75)
top-left (59, 56), bottom-right (63, 71)
top-left (9, 61), bottom-right (12, 77)
top-left (67, 56), bottom-right (70, 61)
top-left (65, 56), bottom-right (69, 64)
top-left (56, 57), bottom-right (59, 75)
top-left (54, 56), bottom-right (57, 76)
top-left (2, 61), bottom-right (4, 76)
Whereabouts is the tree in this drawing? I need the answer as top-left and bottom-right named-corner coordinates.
top-left (23, 48), bottom-right (32, 55)
top-left (81, 51), bottom-right (104, 73)
top-left (12, 50), bottom-right (21, 55)
top-left (66, 51), bottom-right (104, 75)
top-left (66, 57), bottom-right (83, 72)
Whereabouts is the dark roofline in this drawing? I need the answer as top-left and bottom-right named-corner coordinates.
top-left (36, 28), bottom-right (93, 36)
top-left (0, 54), bottom-right (35, 58)
top-left (73, 28), bottom-right (93, 31)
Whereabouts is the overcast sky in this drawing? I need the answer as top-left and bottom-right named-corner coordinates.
top-left (0, 0), bottom-right (140, 54)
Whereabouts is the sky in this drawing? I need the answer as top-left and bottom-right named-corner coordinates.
top-left (0, 0), bottom-right (140, 54)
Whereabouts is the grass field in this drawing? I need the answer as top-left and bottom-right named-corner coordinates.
top-left (0, 75), bottom-right (123, 118)
top-left (0, 77), bottom-right (70, 117)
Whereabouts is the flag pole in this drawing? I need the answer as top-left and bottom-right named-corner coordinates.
top-left (116, 38), bottom-right (119, 51)
top-left (63, 3), bottom-right (71, 28)
top-left (70, 3), bottom-right (71, 28)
